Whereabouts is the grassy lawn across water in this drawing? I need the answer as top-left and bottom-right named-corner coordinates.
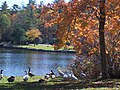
top-left (18, 44), bottom-right (54, 50)
top-left (18, 44), bottom-right (74, 51)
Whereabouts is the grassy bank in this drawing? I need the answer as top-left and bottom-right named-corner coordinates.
top-left (18, 44), bottom-right (54, 50)
top-left (0, 76), bottom-right (120, 90)
top-left (18, 44), bottom-right (74, 51)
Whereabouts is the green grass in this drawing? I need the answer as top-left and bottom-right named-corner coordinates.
top-left (18, 44), bottom-right (54, 50)
top-left (18, 44), bottom-right (74, 51)
top-left (0, 76), bottom-right (120, 90)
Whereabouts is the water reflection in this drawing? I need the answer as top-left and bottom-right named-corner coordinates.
top-left (0, 48), bottom-right (75, 76)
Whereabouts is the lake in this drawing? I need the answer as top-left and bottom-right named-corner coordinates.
top-left (0, 48), bottom-right (75, 76)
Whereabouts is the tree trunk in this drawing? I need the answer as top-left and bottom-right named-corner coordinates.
top-left (34, 40), bottom-right (35, 47)
top-left (99, 0), bottom-right (108, 79)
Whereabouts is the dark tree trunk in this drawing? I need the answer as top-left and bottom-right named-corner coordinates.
top-left (99, 0), bottom-right (108, 79)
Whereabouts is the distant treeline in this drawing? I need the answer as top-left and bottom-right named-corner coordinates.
top-left (0, 0), bottom-right (57, 45)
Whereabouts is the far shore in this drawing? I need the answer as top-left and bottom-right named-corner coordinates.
top-left (0, 44), bottom-right (76, 53)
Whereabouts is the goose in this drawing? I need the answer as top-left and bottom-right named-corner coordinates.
top-left (44, 70), bottom-right (56, 79)
top-left (49, 70), bottom-right (56, 79)
top-left (44, 74), bottom-right (50, 79)
top-left (28, 67), bottom-right (35, 77)
top-left (0, 70), bottom-right (3, 80)
top-left (23, 70), bottom-right (29, 82)
top-left (7, 76), bottom-right (15, 83)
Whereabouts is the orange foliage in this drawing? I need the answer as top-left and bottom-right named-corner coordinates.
top-left (30, 4), bottom-right (36, 10)
top-left (40, 0), bottom-right (119, 56)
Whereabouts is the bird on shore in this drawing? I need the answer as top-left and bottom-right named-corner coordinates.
top-left (44, 70), bottom-right (56, 79)
top-left (49, 70), bottom-right (56, 79)
top-left (0, 69), bottom-right (3, 80)
top-left (58, 68), bottom-right (68, 79)
top-left (44, 74), bottom-right (50, 80)
top-left (69, 74), bottom-right (78, 81)
top-left (28, 67), bottom-right (35, 77)
top-left (23, 70), bottom-right (29, 82)
top-left (38, 78), bottom-right (46, 83)
top-left (58, 68), bottom-right (65, 77)
top-left (7, 76), bottom-right (15, 83)
top-left (58, 68), bottom-right (78, 81)
top-left (80, 71), bottom-right (86, 78)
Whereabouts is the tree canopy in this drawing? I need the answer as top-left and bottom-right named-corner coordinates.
top-left (40, 0), bottom-right (120, 79)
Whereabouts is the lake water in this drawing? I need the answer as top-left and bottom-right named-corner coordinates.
top-left (0, 48), bottom-right (75, 76)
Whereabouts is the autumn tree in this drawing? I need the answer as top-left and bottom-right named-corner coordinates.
top-left (34, 1), bottom-right (58, 44)
top-left (26, 28), bottom-right (42, 46)
top-left (105, 0), bottom-right (120, 78)
top-left (10, 0), bottom-right (42, 44)
top-left (41, 0), bottom-right (120, 79)
top-left (0, 0), bottom-right (55, 45)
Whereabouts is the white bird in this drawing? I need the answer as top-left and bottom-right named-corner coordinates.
top-left (66, 71), bottom-right (78, 81)
top-left (0, 70), bottom-right (3, 80)
top-left (51, 74), bottom-right (56, 79)
top-left (58, 68), bottom-right (78, 81)
top-left (58, 68), bottom-right (68, 79)
top-left (58, 68), bottom-right (65, 77)
top-left (23, 71), bottom-right (29, 82)
top-left (70, 74), bottom-right (78, 81)
top-left (80, 71), bottom-right (86, 78)
top-left (63, 74), bottom-right (68, 79)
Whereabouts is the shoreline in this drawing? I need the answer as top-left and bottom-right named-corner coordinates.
top-left (0, 45), bottom-right (76, 53)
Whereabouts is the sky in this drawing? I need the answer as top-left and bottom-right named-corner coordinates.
top-left (0, 0), bottom-right (69, 8)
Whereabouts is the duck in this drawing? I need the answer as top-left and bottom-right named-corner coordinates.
top-left (0, 70), bottom-right (3, 80)
top-left (23, 70), bottom-right (29, 82)
top-left (28, 67), bottom-right (35, 77)
top-left (7, 76), bottom-right (15, 83)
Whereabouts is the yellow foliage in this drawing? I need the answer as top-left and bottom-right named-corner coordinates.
top-left (26, 28), bottom-right (41, 41)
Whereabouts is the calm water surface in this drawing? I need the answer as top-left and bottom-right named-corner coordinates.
top-left (0, 48), bottom-right (75, 76)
